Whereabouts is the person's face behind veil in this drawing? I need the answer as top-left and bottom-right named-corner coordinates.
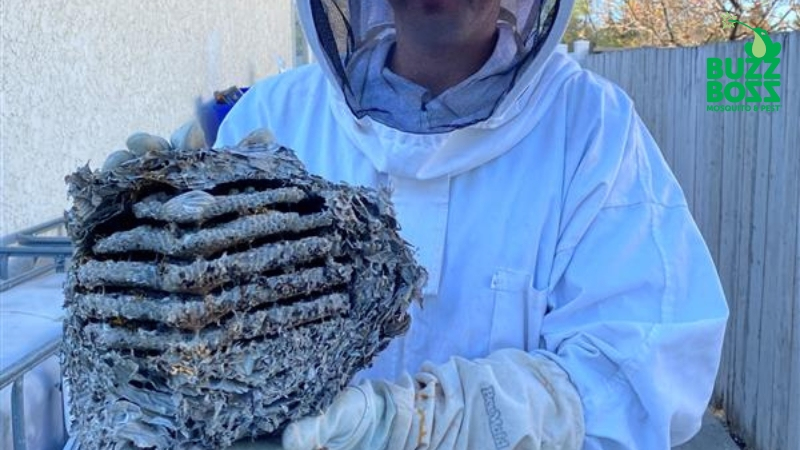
top-left (387, 0), bottom-right (502, 46)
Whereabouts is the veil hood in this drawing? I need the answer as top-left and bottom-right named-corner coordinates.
top-left (295, 0), bottom-right (575, 132)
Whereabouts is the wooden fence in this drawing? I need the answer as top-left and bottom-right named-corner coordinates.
top-left (581, 32), bottom-right (800, 450)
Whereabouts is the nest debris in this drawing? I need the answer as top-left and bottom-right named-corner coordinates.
top-left (62, 142), bottom-right (426, 449)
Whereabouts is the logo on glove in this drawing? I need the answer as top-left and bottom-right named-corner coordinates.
top-left (481, 385), bottom-right (511, 449)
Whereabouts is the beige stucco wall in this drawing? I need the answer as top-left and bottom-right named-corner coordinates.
top-left (0, 1), bottom-right (296, 236)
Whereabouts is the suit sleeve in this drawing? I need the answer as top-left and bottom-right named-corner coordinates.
top-left (538, 77), bottom-right (729, 449)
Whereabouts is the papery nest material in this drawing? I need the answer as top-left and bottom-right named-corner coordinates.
top-left (62, 138), bottom-right (426, 449)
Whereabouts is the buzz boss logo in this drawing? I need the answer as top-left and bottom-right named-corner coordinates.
top-left (707, 14), bottom-right (782, 112)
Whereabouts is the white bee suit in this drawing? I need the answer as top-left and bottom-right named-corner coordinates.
top-left (215, 1), bottom-right (728, 448)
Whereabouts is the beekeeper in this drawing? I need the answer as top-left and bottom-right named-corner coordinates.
top-left (216, 0), bottom-right (729, 449)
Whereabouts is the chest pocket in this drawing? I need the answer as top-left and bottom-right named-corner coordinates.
top-left (488, 269), bottom-right (549, 353)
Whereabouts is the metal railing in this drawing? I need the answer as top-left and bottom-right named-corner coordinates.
top-left (0, 218), bottom-right (74, 292)
top-left (0, 338), bottom-right (63, 450)
top-left (1, 218), bottom-right (73, 448)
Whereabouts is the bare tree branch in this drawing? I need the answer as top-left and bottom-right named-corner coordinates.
top-left (729, 21), bottom-right (740, 40)
top-left (566, 0), bottom-right (798, 48)
top-left (772, 6), bottom-right (795, 31)
top-left (658, 0), bottom-right (680, 45)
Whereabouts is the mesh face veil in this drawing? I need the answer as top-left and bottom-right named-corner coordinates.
top-left (299, 0), bottom-right (567, 133)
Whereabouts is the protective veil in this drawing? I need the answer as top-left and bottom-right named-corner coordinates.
top-left (302, 0), bottom-right (561, 133)
top-left (215, 0), bottom-right (729, 448)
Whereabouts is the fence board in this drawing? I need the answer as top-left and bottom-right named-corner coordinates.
top-left (789, 35), bottom-right (800, 449)
top-left (580, 32), bottom-right (800, 450)
top-left (676, 48), bottom-right (697, 204)
top-left (777, 40), bottom-right (798, 449)
top-left (750, 84), bottom-right (772, 447)
top-left (713, 41), bottom-right (734, 406)
top-left (715, 40), bottom-right (742, 408)
top-left (768, 64), bottom-right (795, 450)
top-left (790, 167), bottom-right (800, 449)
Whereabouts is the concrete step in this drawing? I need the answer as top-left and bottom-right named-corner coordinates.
top-left (675, 411), bottom-right (741, 449)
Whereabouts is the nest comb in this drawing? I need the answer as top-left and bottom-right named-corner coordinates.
top-left (62, 140), bottom-right (426, 449)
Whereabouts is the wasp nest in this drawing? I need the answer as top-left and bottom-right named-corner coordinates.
top-left (62, 137), bottom-right (425, 449)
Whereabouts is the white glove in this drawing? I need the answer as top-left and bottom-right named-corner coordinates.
top-left (100, 122), bottom-right (207, 173)
top-left (102, 125), bottom-right (276, 173)
top-left (281, 348), bottom-right (585, 450)
top-left (168, 121), bottom-right (276, 151)
top-left (169, 121), bottom-right (208, 151)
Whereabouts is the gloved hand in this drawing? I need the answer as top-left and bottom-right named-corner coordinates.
top-left (279, 348), bottom-right (585, 450)
top-left (100, 121), bottom-right (206, 172)
top-left (101, 124), bottom-right (275, 172)
top-left (168, 120), bottom-right (208, 151)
